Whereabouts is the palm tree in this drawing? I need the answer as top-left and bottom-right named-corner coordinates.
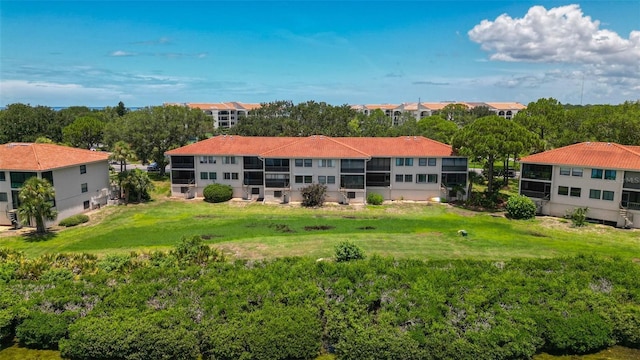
top-left (109, 141), bottom-right (135, 172)
top-left (18, 177), bottom-right (58, 234)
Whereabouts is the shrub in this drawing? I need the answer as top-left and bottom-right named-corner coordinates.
top-left (16, 312), bottom-right (70, 350)
top-left (203, 183), bottom-right (233, 203)
top-left (366, 193), bottom-right (384, 205)
top-left (170, 235), bottom-right (225, 266)
top-left (334, 241), bottom-right (365, 262)
top-left (58, 214), bottom-right (89, 227)
top-left (301, 183), bottom-right (327, 207)
top-left (566, 207), bottom-right (589, 227)
top-left (539, 311), bottom-right (613, 354)
top-left (505, 195), bottom-right (536, 220)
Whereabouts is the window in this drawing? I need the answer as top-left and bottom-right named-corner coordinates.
top-left (251, 188), bottom-right (260, 195)
top-left (0, 192), bottom-right (7, 202)
top-left (428, 158), bottom-right (436, 166)
top-left (327, 176), bottom-right (336, 184)
top-left (604, 170), bottom-right (616, 180)
top-left (224, 172), bottom-right (231, 180)
top-left (231, 173), bottom-right (239, 180)
top-left (318, 176), bottom-right (326, 184)
top-left (591, 169), bottom-right (603, 179)
top-left (404, 174), bottom-right (413, 182)
top-left (572, 168), bottom-right (583, 177)
top-left (200, 172), bottom-right (208, 180)
top-left (223, 156), bottom-right (236, 164)
top-left (265, 158), bottom-right (290, 172)
top-left (319, 159), bottom-right (335, 168)
top-left (396, 158), bottom-right (413, 166)
top-left (367, 158), bottom-right (390, 171)
top-left (209, 172), bottom-right (217, 180)
top-left (0, 172), bottom-right (6, 181)
top-left (347, 192), bottom-right (356, 199)
top-left (81, 183), bottom-right (88, 193)
top-left (80, 165), bottom-right (86, 174)
top-left (441, 158), bottom-right (467, 171)
top-left (570, 187), bottom-right (581, 197)
top-left (295, 175), bottom-right (311, 183)
top-left (274, 191), bottom-right (282, 198)
top-left (419, 158), bottom-right (427, 166)
top-left (243, 157), bottom-right (262, 169)
top-left (340, 159), bottom-right (365, 173)
top-left (602, 190), bottom-right (614, 201)
top-left (83, 200), bottom-right (90, 209)
top-left (560, 167), bottom-right (571, 176)
top-left (395, 174), bottom-right (404, 182)
top-left (428, 174), bottom-right (438, 183)
top-left (10, 172), bottom-right (36, 188)
top-left (417, 174), bottom-right (427, 183)
top-left (558, 186), bottom-right (569, 196)
top-left (589, 189), bottom-right (601, 199)
top-left (295, 159), bottom-right (311, 167)
top-left (199, 156), bottom-right (216, 164)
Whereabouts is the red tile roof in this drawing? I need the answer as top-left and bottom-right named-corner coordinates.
top-left (0, 143), bottom-right (109, 171)
top-left (520, 142), bottom-right (640, 170)
top-left (166, 135), bottom-right (454, 158)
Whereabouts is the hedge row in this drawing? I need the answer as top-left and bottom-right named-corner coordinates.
top-left (1, 244), bottom-right (639, 359)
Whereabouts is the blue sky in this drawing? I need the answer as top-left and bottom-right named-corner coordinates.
top-left (1, 1), bottom-right (639, 107)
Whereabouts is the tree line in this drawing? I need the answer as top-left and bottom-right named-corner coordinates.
top-left (1, 239), bottom-right (639, 359)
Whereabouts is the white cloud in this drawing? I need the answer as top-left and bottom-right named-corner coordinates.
top-left (110, 50), bottom-right (137, 57)
top-left (468, 4), bottom-right (640, 69)
top-left (0, 80), bottom-right (126, 106)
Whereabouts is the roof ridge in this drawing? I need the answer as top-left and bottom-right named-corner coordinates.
top-left (30, 143), bottom-right (43, 170)
top-left (324, 136), bottom-right (372, 157)
top-left (257, 137), bottom-right (306, 157)
top-left (612, 142), bottom-right (640, 158)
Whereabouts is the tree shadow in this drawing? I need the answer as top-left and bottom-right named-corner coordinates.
top-left (23, 229), bottom-right (59, 242)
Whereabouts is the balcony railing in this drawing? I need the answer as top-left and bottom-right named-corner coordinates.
top-left (521, 190), bottom-right (550, 199)
top-left (621, 201), bottom-right (640, 210)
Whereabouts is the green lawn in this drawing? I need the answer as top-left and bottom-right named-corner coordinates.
top-left (2, 193), bottom-right (639, 260)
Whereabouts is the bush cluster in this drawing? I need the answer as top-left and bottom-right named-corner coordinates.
top-left (334, 241), bottom-right (365, 262)
top-left (58, 214), bottom-right (89, 227)
top-left (366, 193), bottom-right (384, 205)
top-left (505, 194), bottom-right (537, 219)
top-left (1, 245), bottom-right (639, 359)
top-left (203, 183), bottom-right (233, 203)
top-left (301, 183), bottom-right (327, 207)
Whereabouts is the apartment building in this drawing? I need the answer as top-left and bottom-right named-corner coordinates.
top-left (0, 143), bottom-right (111, 226)
top-left (165, 102), bottom-right (262, 129)
top-left (165, 135), bottom-right (468, 204)
top-left (519, 142), bottom-right (640, 228)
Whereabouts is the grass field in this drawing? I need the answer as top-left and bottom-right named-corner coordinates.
top-left (1, 187), bottom-right (639, 260)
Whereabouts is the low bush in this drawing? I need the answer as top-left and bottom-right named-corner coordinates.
top-left (15, 311), bottom-right (70, 350)
top-left (301, 183), bottom-right (327, 207)
top-left (203, 184), bottom-right (233, 203)
top-left (366, 193), bottom-right (384, 205)
top-left (58, 214), bottom-right (89, 227)
top-left (566, 207), bottom-right (589, 227)
top-left (334, 241), bottom-right (365, 262)
top-left (505, 194), bottom-right (536, 220)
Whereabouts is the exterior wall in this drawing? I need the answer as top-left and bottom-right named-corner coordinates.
top-left (387, 157), bottom-right (442, 201)
top-left (51, 162), bottom-right (110, 224)
top-left (0, 170), bottom-right (11, 225)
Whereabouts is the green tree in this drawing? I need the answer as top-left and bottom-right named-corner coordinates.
top-left (116, 101), bottom-right (128, 117)
top-left (453, 116), bottom-right (538, 192)
top-left (437, 103), bottom-right (474, 127)
top-left (231, 100), bottom-right (296, 136)
top-left (118, 169), bottom-right (154, 204)
top-left (514, 98), bottom-right (566, 149)
top-left (17, 177), bottom-right (58, 234)
top-left (417, 114), bottom-right (458, 144)
top-left (349, 109), bottom-right (391, 137)
top-left (0, 104), bottom-right (57, 143)
top-left (106, 106), bottom-right (209, 175)
top-left (109, 141), bottom-right (135, 172)
top-left (62, 116), bottom-right (105, 149)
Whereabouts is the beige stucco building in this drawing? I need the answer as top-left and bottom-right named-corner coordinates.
top-left (166, 135), bottom-right (468, 204)
top-left (0, 143), bottom-right (111, 227)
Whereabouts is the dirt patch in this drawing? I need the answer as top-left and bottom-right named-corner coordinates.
top-left (357, 226), bottom-right (376, 230)
top-left (194, 214), bottom-right (219, 219)
top-left (269, 223), bottom-right (294, 233)
top-left (200, 234), bottom-right (224, 240)
top-left (304, 225), bottom-right (335, 231)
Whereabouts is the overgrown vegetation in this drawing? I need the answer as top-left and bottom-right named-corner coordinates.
top-left (58, 214), bottom-right (89, 227)
top-left (301, 183), bottom-right (327, 207)
top-left (366, 193), bottom-right (384, 205)
top-left (203, 183), bottom-right (233, 203)
top-left (1, 244), bottom-right (639, 359)
top-left (566, 207), bottom-right (589, 227)
top-left (506, 194), bottom-right (537, 220)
